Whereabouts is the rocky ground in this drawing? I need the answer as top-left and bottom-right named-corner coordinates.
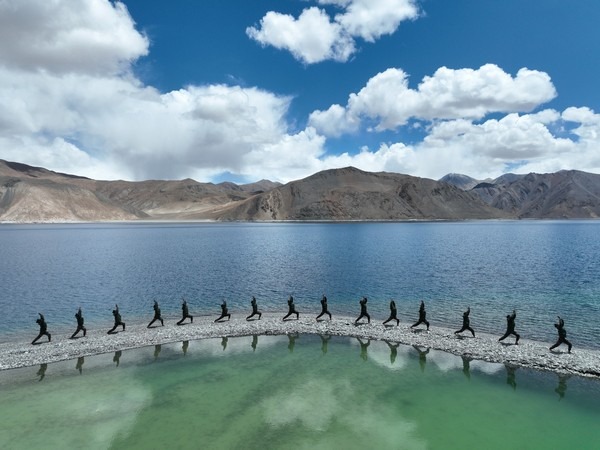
top-left (1, 313), bottom-right (599, 378)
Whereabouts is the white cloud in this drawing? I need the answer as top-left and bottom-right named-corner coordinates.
top-left (322, 0), bottom-right (419, 42)
top-left (0, 0), bottom-right (148, 75)
top-left (247, 0), bottom-right (418, 64)
top-left (1, 0), bottom-right (599, 185)
top-left (310, 65), bottom-right (557, 135)
top-left (246, 7), bottom-right (354, 64)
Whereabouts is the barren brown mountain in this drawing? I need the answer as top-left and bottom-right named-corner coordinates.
top-left (3, 159), bottom-right (600, 222)
top-left (213, 167), bottom-right (509, 221)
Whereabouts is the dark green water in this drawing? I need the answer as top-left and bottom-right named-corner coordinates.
top-left (1, 335), bottom-right (599, 449)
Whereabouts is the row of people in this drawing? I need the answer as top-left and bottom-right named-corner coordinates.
top-left (31, 296), bottom-right (573, 353)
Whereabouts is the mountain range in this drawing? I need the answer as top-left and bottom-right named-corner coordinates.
top-left (2, 158), bottom-right (600, 222)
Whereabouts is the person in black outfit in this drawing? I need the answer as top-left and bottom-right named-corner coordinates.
top-left (147, 300), bottom-right (164, 328)
top-left (70, 307), bottom-right (87, 339)
top-left (498, 309), bottom-right (520, 344)
top-left (32, 313), bottom-right (51, 344)
top-left (316, 295), bottom-right (332, 321)
top-left (455, 307), bottom-right (475, 337)
top-left (355, 297), bottom-right (370, 324)
top-left (215, 300), bottom-right (231, 322)
top-left (246, 296), bottom-right (262, 320)
top-left (383, 300), bottom-right (399, 326)
top-left (283, 295), bottom-right (299, 321)
top-left (107, 304), bottom-right (126, 334)
top-left (177, 298), bottom-right (193, 325)
top-left (549, 316), bottom-right (572, 353)
top-left (410, 301), bottom-right (429, 330)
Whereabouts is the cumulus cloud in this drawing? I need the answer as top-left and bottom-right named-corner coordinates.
top-left (0, 0), bottom-right (313, 182)
top-left (310, 64), bottom-right (557, 134)
top-left (246, 7), bottom-right (354, 64)
top-left (0, 0), bottom-right (148, 75)
top-left (247, 0), bottom-right (418, 64)
top-left (1, 0), bottom-right (599, 185)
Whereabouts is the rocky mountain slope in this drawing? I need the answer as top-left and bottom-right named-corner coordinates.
top-left (0, 159), bottom-right (278, 222)
top-left (3, 158), bottom-right (600, 222)
top-left (442, 170), bottom-right (600, 218)
top-left (214, 167), bottom-right (509, 220)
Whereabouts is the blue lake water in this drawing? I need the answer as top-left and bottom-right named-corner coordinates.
top-left (1, 221), bottom-right (600, 348)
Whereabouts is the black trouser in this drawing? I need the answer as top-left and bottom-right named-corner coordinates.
top-left (32, 331), bottom-right (51, 344)
top-left (316, 310), bottom-right (331, 320)
top-left (215, 312), bottom-right (231, 322)
top-left (550, 336), bottom-right (572, 351)
top-left (355, 312), bottom-right (370, 323)
top-left (455, 325), bottom-right (475, 337)
top-left (246, 310), bottom-right (262, 320)
top-left (71, 325), bottom-right (87, 338)
top-left (383, 314), bottom-right (398, 325)
top-left (108, 321), bottom-right (125, 334)
top-left (177, 314), bottom-right (193, 325)
top-left (147, 316), bottom-right (163, 328)
top-left (411, 319), bottom-right (429, 329)
top-left (283, 310), bottom-right (299, 320)
top-left (499, 330), bottom-right (519, 343)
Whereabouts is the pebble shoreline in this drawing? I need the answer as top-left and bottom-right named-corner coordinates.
top-left (1, 313), bottom-right (599, 378)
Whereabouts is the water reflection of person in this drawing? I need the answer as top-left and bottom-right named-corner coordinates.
top-left (455, 307), bottom-right (475, 337)
top-left (287, 334), bottom-right (298, 353)
top-left (251, 335), bottom-right (258, 352)
top-left (357, 337), bottom-right (370, 361)
top-left (182, 340), bottom-right (189, 356)
top-left (555, 373), bottom-right (571, 400)
top-left (76, 356), bottom-right (84, 374)
top-left (107, 304), bottom-right (126, 334)
top-left (410, 301), bottom-right (429, 331)
top-left (413, 345), bottom-right (429, 372)
top-left (221, 336), bottom-right (228, 351)
top-left (215, 300), bottom-right (231, 322)
top-left (498, 310), bottom-right (520, 344)
top-left (384, 340), bottom-right (399, 365)
top-left (147, 300), bottom-right (164, 328)
top-left (316, 295), bottom-right (332, 321)
top-left (154, 344), bottom-right (161, 360)
top-left (71, 307), bottom-right (87, 338)
top-left (461, 355), bottom-right (471, 380)
top-left (320, 334), bottom-right (331, 355)
top-left (246, 296), bottom-right (262, 321)
top-left (32, 313), bottom-right (51, 345)
top-left (355, 297), bottom-right (370, 324)
top-left (177, 298), bottom-right (193, 325)
top-left (283, 296), bottom-right (299, 321)
top-left (37, 363), bottom-right (47, 381)
top-left (113, 350), bottom-right (122, 367)
top-left (505, 364), bottom-right (517, 390)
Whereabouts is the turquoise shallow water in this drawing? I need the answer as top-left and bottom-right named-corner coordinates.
top-left (1, 335), bottom-right (599, 450)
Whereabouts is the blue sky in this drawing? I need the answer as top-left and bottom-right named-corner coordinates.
top-left (1, 0), bottom-right (599, 183)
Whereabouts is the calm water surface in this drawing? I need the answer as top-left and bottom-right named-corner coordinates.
top-left (1, 221), bottom-right (600, 347)
top-left (0, 335), bottom-right (599, 450)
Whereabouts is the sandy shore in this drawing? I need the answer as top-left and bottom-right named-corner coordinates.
top-left (1, 313), bottom-right (599, 378)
